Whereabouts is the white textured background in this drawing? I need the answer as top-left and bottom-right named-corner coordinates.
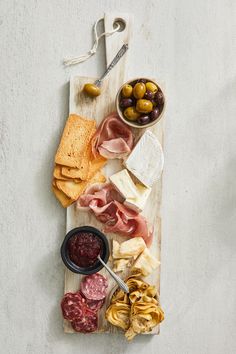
top-left (0, 1), bottom-right (236, 353)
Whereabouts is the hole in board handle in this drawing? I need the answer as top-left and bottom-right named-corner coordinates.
top-left (113, 18), bottom-right (126, 32)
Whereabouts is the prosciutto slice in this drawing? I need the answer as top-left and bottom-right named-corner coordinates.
top-left (91, 112), bottom-right (134, 159)
top-left (77, 183), bottom-right (153, 246)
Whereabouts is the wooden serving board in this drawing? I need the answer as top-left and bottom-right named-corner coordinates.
top-left (64, 13), bottom-right (164, 335)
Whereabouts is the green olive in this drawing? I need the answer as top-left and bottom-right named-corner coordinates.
top-left (136, 99), bottom-right (153, 113)
top-left (83, 83), bottom-right (101, 97)
top-left (122, 84), bottom-right (133, 98)
top-left (124, 106), bottom-right (141, 121)
top-left (133, 82), bottom-right (146, 99)
top-left (145, 82), bottom-right (158, 93)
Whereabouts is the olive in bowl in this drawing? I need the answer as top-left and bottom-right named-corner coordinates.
top-left (116, 78), bottom-right (165, 128)
top-left (60, 226), bottom-right (109, 275)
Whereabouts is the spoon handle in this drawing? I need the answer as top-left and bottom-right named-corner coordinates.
top-left (95, 44), bottom-right (128, 86)
top-left (97, 255), bottom-right (129, 293)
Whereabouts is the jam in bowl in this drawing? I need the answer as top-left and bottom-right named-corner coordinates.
top-left (60, 226), bottom-right (109, 275)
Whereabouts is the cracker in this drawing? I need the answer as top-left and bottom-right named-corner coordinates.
top-left (87, 155), bottom-right (107, 179)
top-left (61, 143), bottom-right (93, 180)
top-left (52, 185), bottom-right (74, 208)
top-left (62, 154), bottom-right (106, 181)
top-left (56, 179), bottom-right (88, 201)
top-left (53, 164), bottom-right (71, 181)
top-left (90, 170), bottom-right (106, 184)
top-left (55, 114), bottom-right (96, 168)
top-left (52, 179), bottom-right (56, 187)
top-left (56, 171), bottom-right (106, 200)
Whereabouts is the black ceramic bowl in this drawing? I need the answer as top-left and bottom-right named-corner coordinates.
top-left (60, 226), bottom-right (109, 275)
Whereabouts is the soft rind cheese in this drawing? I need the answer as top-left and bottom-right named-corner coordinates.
top-left (109, 169), bottom-right (138, 199)
top-left (124, 130), bottom-right (164, 187)
top-left (110, 169), bottom-right (151, 212)
top-left (124, 183), bottom-right (151, 212)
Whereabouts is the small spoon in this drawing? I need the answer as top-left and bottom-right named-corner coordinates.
top-left (97, 255), bottom-right (129, 293)
top-left (83, 43), bottom-right (129, 98)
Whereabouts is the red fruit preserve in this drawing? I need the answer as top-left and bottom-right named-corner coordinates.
top-left (67, 232), bottom-right (103, 268)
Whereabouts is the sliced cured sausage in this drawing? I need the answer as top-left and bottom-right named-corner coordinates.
top-left (71, 308), bottom-right (98, 333)
top-left (79, 291), bottom-right (105, 312)
top-left (61, 292), bottom-right (85, 321)
top-left (81, 274), bottom-right (108, 301)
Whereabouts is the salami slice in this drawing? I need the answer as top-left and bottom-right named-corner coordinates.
top-left (79, 291), bottom-right (105, 312)
top-left (81, 273), bottom-right (108, 300)
top-left (86, 297), bottom-right (105, 312)
top-left (61, 292), bottom-right (85, 321)
top-left (71, 308), bottom-right (98, 333)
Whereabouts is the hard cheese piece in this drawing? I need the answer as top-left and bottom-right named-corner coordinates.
top-left (112, 238), bottom-right (146, 259)
top-left (109, 169), bottom-right (138, 199)
top-left (124, 130), bottom-right (164, 187)
top-left (132, 248), bottom-right (160, 277)
top-left (113, 259), bottom-right (131, 272)
top-left (124, 183), bottom-right (151, 212)
top-left (112, 240), bottom-right (122, 259)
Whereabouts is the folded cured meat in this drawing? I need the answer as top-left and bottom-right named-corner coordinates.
top-left (91, 112), bottom-right (134, 159)
top-left (77, 183), bottom-right (153, 246)
top-left (78, 183), bottom-right (124, 209)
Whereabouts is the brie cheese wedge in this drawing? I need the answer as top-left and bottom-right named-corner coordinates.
top-left (124, 183), bottom-right (151, 212)
top-left (109, 169), bottom-right (138, 199)
top-left (110, 169), bottom-right (151, 212)
top-left (124, 130), bottom-right (164, 187)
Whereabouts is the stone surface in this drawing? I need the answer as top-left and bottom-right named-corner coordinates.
top-left (0, 1), bottom-right (236, 353)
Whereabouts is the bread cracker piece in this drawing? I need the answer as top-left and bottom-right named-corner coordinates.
top-left (87, 155), bottom-right (107, 179)
top-left (62, 153), bottom-right (106, 181)
top-left (56, 171), bottom-right (106, 201)
top-left (56, 179), bottom-right (88, 201)
top-left (53, 164), bottom-right (72, 181)
top-left (90, 170), bottom-right (106, 184)
top-left (61, 143), bottom-right (93, 180)
top-left (74, 178), bottom-right (82, 183)
top-left (55, 114), bottom-right (96, 168)
top-left (52, 179), bottom-right (57, 187)
top-left (52, 185), bottom-right (74, 208)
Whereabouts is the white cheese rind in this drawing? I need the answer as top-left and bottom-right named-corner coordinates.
top-left (124, 130), bottom-right (164, 187)
top-left (110, 169), bottom-right (151, 212)
top-left (109, 169), bottom-right (138, 199)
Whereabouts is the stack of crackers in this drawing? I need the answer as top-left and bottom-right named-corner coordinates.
top-left (52, 114), bottom-right (106, 207)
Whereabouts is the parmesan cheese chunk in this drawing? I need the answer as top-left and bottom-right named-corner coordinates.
top-left (132, 248), bottom-right (160, 277)
top-left (112, 238), bottom-right (146, 259)
top-left (113, 259), bottom-right (131, 272)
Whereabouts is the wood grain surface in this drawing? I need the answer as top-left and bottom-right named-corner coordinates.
top-left (64, 75), bottom-right (164, 334)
